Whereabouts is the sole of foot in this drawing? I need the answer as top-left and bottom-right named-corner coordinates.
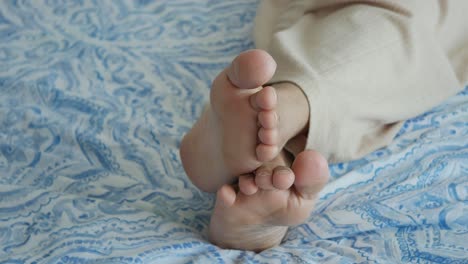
top-left (208, 150), bottom-right (329, 252)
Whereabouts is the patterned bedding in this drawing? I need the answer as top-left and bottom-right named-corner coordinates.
top-left (0, 1), bottom-right (467, 263)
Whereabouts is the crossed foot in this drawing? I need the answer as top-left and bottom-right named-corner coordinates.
top-left (209, 150), bottom-right (329, 252)
top-left (180, 50), bottom-right (310, 192)
top-left (180, 50), bottom-right (330, 251)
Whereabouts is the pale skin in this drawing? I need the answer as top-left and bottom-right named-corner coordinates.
top-left (180, 49), bottom-right (330, 251)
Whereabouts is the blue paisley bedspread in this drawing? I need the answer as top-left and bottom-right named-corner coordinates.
top-left (0, 1), bottom-right (467, 263)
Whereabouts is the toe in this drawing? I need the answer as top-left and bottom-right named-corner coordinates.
top-left (255, 166), bottom-right (275, 190)
top-left (292, 150), bottom-right (330, 200)
top-left (226, 50), bottom-right (277, 89)
top-left (258, 110), bottom-right (278, 129)
top-left (272, 166), bottom-right (295, 190)
top-left (258, 127), bottom-right (278, 145)
top-left (249, 86), bottom-right (277, 111)
top-left (215, 184), bottom-right (237, 208)
top-left (239, 174), bottom-right (258, 195)
top-left (256, 144), bottom-right (279, 162)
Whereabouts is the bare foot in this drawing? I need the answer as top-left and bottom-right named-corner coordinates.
top-left (180, 49), bottom-right (278, 192)
top-left (180, 50), bottom-right (310, 192)
top-left (208, 150), bottom-right (329, 252)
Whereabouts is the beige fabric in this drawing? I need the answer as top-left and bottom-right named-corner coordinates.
top-left (254, 0), bottom-right (468, 162)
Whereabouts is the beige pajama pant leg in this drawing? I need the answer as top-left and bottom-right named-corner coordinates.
top-left (254, 0), bottom-right (468, 162)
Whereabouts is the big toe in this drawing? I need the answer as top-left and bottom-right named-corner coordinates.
top-left (292, 150), bottom-right (329, 200)
top-left (226, 49), bottom-right (277, 89)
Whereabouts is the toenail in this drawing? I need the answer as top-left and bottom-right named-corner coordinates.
top-left (256, 170), bottom-right (270, 177)
top-left (275, 167), bottom-right (291, 174)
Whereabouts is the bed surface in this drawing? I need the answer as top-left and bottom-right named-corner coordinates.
top-left (1, 1), bottom-right (467, 263)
